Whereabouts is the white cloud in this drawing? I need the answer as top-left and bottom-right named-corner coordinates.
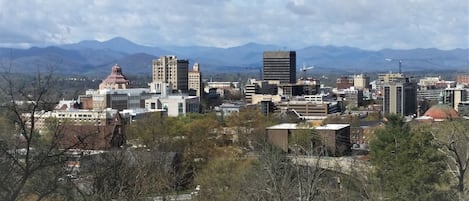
top-left (0, 0), bottom-right (467, 50)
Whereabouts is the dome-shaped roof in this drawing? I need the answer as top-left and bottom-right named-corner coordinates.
top-left (99, 64), bottom-right (130, 90)
top-left (423, 104), bottom-right (458, 120)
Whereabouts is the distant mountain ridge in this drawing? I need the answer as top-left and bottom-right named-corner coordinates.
top-left (0, 37), bottom-right (467, 76)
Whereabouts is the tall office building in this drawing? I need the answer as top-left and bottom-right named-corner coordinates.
top-left (152, 56), bottom-right (189, 93)
top-left (263, 51), bottom-right (296, 84)
top-left (382, 79), bottom-right (417, 116)
top-left (188, 63), bottom-right (202, 97)
top-left (444, 87), bottom-right (466, 111)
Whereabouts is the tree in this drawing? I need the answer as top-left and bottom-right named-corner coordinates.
top-left (433, 120), bottom-right (469, 201)
top-left (236, 144), bottom-right (343, 201)
top-left (76, 149), bottom-right (181, 201)
top-left (180, 113), bottom-right (220, 186)
top-left (126, 112), bottom-right (167, 147)
top-left (370, 114), bottom-right (450, 201)
top-left (193, 147), bottom-right (250, 201)
top-left (225, 109), bottom-right (276, 150)
top-left (0, 68), bottom-right (75, 200)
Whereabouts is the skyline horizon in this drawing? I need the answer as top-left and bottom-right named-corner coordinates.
top-left (1, 0), bottom-right (467, 50)
top-left (4, 36), bottom-right (469, 52)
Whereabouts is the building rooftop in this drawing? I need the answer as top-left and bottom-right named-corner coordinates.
top-left (315, 124), bottom-right (350, 130)
top-left (266, 123), bottom-right (349, 130)
top-left (99, 64), bottom-right (130, 89)
top-left (422, 104), bottom-right (459, 120)
top-left (267, 123), bottom-right (305, 130)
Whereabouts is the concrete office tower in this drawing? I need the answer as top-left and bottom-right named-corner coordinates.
top-left (444, 87), bottom-right (466, 111)
top-left (188, 63), bottom-right (202, 97)
top-left (152, 56), bottom-right (189, 93)
top-left (383, 79), bottom-right (418, 116)
top-left (263, 51), bottom-right (296, 84)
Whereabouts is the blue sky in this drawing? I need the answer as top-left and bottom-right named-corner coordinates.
top-left (0, 0), bottom-right (468, 50)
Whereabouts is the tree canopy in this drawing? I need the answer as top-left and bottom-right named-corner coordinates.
top-left (370, 114), bottom-right (450, 201)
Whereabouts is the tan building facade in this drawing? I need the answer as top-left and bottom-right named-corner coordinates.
top-left (188, 63), bottom-right (202, 97)
top-left (378, 73), bottom-right (403, 83)
top-left (152, 56), bottom-right (189, 92)
top-left (353, 74), bottom-right (370, 89)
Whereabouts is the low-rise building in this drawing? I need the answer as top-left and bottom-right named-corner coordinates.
top-left (145, 95), bottom-right (200, 117)
top-left (266, 123), bottom-right (351, 156)
top-left (336, 76), bottom-right (354, 90)
top-left (336, 87), bottom-right (363, 108)
top-left (24, 108), bottom-right (126, 150)
top-left (275, 101), bottom-right (341, 119)
top-left (84, 88), bottom-right (152, 111)
top-left (215, 103), bottom-right (244, 117)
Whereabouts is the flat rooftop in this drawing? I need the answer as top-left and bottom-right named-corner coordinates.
top-left (315, 124), bottom-right (350, 130)
top-left (267, 123), bottom-right (349, 130)
top-left (267, 123), bottom-right (306, 130)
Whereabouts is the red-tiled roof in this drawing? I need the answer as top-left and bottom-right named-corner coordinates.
top-left (423, 104), bottom-right (458, 120)
top-left (101, 64), bottom-right (129, 86)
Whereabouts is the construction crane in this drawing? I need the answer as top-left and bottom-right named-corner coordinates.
top-left (385, 58), bottom-right (432, 74)
top-left (300, 65), bottom-right (314, 79)
top-left (385, 58), bottom-right (403, 74)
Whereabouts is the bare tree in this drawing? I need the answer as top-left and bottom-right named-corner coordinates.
top-left (0, 65), bottom-right (81, 200)
top-left (433, 120), bottom-right (469, 201)
top-left (76, 149), bottom-right (183, 201)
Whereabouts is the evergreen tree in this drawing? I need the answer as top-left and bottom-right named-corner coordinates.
top-left (370, 114), bottom-right (450, 201)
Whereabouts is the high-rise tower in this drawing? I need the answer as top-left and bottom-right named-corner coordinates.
top-left (263, 51), bottom-right (296, 84)
top-left (188, 63), bottom-right (202, 97)
top-left (382, 78), bottom-right (417, 116)
top-left (152, 56), bottom-right (189, 93)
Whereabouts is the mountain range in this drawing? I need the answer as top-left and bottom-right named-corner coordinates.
top-left (0, 37), bottom-right (467, 76)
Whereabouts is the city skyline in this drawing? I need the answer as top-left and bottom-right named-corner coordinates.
top-left (0, 0), bottom-right (467, 50)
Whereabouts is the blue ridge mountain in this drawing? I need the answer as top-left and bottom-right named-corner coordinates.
top-left (0, 37), bottom-right (466, 75)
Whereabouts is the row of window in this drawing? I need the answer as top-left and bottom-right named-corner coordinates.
top-left (57, 114), bottom-right (94, 118)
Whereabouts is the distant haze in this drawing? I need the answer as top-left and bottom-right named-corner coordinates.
top-left (0, 0), bottom-right (467, 50)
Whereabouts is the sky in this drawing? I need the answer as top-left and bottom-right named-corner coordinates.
top-left (0, 0), bottom-right (468, 50)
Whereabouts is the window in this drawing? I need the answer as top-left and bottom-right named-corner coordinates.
top-left (178, 103), bottom-right (184, 114)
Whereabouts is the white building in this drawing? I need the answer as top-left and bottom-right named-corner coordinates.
top-left (145, 95), bottom-right (200, 117)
